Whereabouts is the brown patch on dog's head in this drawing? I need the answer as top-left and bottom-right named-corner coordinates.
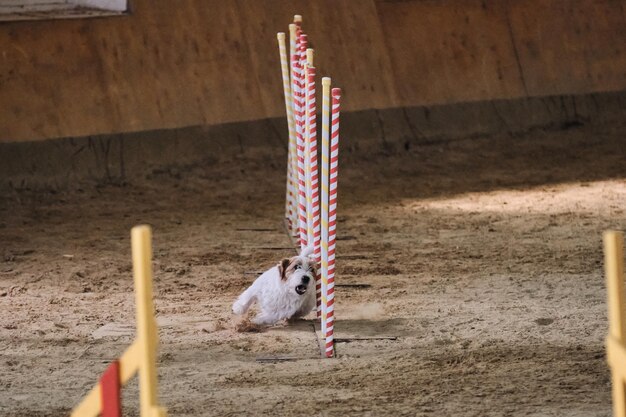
top-left (278, 257), bottom-right (293, 280)
top-left (278, 257), bottom-right (302, 280)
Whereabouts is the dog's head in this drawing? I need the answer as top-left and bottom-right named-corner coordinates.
top-left (277, 250), bottom-right (319, 296)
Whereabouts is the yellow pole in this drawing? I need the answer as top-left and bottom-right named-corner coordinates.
top-left (306, 48), bottom-right (314, 68)
top-left (320, 77), bottom-right (331, 337)
top-left (131, 225), bottom-right (167, 417)
top-left (73, 226), bottom-right (167, 417)
top-left (605, 231), bottom-right (626, 417)
top-left (278, 32), bottom-right (297, 229)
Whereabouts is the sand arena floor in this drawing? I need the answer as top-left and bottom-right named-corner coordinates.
top-left (1, 122), bottom-right (625, 416)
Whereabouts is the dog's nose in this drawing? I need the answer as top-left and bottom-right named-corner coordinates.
top-left (302, 276), bottom-right (310, 284)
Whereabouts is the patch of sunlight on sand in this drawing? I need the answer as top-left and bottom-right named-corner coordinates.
top-left (405, 179), bottom-right (626, 214)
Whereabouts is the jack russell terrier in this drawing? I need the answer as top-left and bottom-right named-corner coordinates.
top-left (233, 246), bottom-right (318, 325)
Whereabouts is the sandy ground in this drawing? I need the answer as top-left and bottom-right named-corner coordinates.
top-left (1, 122), bottom-right (625, 416)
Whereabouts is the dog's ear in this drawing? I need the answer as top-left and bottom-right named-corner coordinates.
top-left (300, 245), bottom-right (314, 258)
top-left (278, 258), bottom-right (291, 280)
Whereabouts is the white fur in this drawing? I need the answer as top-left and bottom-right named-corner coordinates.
top-left (232, 246), bottom-right (317, 325)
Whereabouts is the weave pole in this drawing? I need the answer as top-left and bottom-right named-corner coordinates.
top-left (289, 24), bottom-right (298, 114)
top-left (72, 225), bottom-right (167, 417)
top-left (277, 32), bottom-right (297, 235)
top-left (305, 59), bottom-right (322, 319)
top-left (290, 25), bottom-right (302, 239)
top-left (294, 31), bottom-right (308, 249)
top-left (325, 88), bottom-right (341, 358)
top-left (304, 47), bottom-right (315, 248)
top-left (605, 231), bottom-right (626, 417)
top-left (276, 32), bottom-right (296, 234)
top-left (291, 15), bottom-right (301, 82)
top-left (320, 77), bottom-right (331, 338)
top-left (288, 24), bottom-right (299, 236)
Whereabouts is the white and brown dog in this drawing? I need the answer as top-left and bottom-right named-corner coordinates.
top-left (232, 246), bottom-right (318, 325)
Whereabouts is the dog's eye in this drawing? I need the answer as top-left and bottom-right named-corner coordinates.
top-left (295, 264), bottom-right (302, 270)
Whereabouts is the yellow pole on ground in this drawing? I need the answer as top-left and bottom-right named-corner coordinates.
top-left (605, 230), bottom-right (626, 417)
top-left (72, 226), bottom-right (167, 417)
top-left (131, 225), bottom-right (167, 417)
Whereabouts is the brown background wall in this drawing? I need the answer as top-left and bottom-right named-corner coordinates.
top-left (1, 0), bottom-right (625, 143)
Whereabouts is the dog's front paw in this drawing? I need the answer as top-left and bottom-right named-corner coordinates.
top-left (232, 301), bottom-right (246, 315)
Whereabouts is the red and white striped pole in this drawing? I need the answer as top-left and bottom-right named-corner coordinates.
top-left (303, 47), bottom-right (314, 250)
top-left (325, 88), bottom-right (341, 358)
top-left (306, 62), bottom-right (322, 318)
top-left (289, 19), bottom-right (301, 237)
top-left (295, 32), bottom-right (308, 249)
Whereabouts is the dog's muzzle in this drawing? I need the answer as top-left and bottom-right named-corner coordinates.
top-left (295, 275), bottom-right (311, 295)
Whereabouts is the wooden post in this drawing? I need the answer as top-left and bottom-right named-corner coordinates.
top-left (131, 225), bottom-right (167, 417)
top-left (72, 226), bottom-right (166, 417)
top-left (605, 230), bottom-right (626, 417)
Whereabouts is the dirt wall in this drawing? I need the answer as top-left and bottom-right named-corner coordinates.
top-left (2, 91), bottom-right (625, 190)
top-left (0, 0), bottom-right (625, 142)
